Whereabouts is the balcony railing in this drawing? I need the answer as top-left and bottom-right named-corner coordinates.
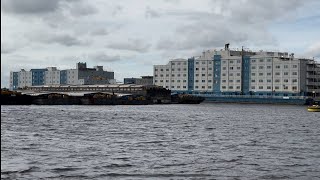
top-left (307, 75), bottom-right (319, 79)
top-left (306, 82), bottom-right (320, 86)
top-left (307, 67), bottom-right (320, 71)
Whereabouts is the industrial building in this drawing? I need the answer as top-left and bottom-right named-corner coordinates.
top-left (124, 76), bottom-right (153, 85)
top-left (154, 45), bottom-right (320, 97)
top-left (9, 62), bottom-right (115, 90)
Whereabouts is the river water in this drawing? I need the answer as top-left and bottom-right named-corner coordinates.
top-left (1, 103), bottom-right (320, 179)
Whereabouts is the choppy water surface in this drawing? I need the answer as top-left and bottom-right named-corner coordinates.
top-left (1, 103), bottom-right (320, 179)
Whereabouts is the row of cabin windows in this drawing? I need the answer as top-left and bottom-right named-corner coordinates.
top-left (19, 81), bottom-right (32, 84)
top-left (155, 80), bottom-right (187, 83)
top-left (252, 66), bottom-right (272, 69)
top-left (251, 86), bottom-right (298, 90)
top-left (195, 68), bottom-right (213, 70)
top-left (221, 86), bottom-right (298, 90)
top-left (171, 62), bottom-right (187, 65)
top-left (222, 60), bottom-right (241, 64)
top-left (275, 65), bottom-right (298, 69)
top-left (196, 74), bottom-right (212, 77)
top-left (195, 86), bottom-right (212, 89)
top-left (155, 74), bottom-right (213, 77)
top-left (251, 59), bottom-right (272, 63)
top-left (166, 86), bottom-right (213, 89)
top-left (195, 61), bottom-right (212, 65)
top-left (22, 76), bottom-right (62, 79)
top-left (222, 73), bottom-right (241, 76)
top-left (221, 86), bottom-right (241, 89)
top-left (251, 72), bottom-right (297, 76)
top-left (251, 65), bottom-right (298, 69)
top-left (155, 74), bottom-right (187, 77)
top-left (166, 86), bottom-right (187, 88)
top-left (251, 79), bottom-right (298, 83)
top-left (222, 80), bottom-right (241, 83)
top-left (222, 66), bottom-right (241, 70)
top-left (46, 81), bottom-right (60, 83)
top-left (274, 79), bottom-right (298, 83)
top-left (274, 72), bottom-right (298, 75)
top-left (155, 68), bottom-right (187, 71)
top-left (46, 76), bottom-right (60, 79)
top-left (156, 80), bottom-right (221, 84)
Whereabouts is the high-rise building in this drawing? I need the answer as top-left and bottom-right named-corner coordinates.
top-left (154, 46), bottom-right (320, 97)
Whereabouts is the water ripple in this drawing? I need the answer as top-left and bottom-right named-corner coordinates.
top-left (1, 104), bottom-right (320, 179)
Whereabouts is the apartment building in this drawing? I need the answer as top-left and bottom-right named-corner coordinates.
top-left (9, 62), bottom-right (115, 90)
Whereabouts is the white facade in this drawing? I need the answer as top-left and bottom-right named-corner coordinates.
top-left (66, 69), bottom-right (82, 85)
top-left (9, 62), bottom-right (116, 90)
top-left (45, 67), bottom-right (61, 85)
top-left (220, 57), bottom-right (242, 92)
top-left (194, 59), bottom-right (214, 91)
top-left (9, 72), bottom-right (15, 90)
top-left (154, 48), bottom-right (317, 96)
top-left (271, 58), bottom-right (300, 93)
top-left (18, 70), bottom-right (32, 88)
top-left (154, 59), bottom-right (188, 91)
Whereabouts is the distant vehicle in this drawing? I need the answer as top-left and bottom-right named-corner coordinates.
top-left (307, 101), bottom-right (320, 112)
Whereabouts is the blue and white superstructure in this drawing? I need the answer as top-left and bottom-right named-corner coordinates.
top-left (154, 45), bottom-right (320, 97)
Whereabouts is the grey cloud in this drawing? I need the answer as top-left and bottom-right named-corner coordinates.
top-left (48, 34), bottom-right (85, 46)
top-left (88, 52), bottom-right (121, 63)
top-left (157, 23), bottom-right (249, 50)
top-left (145, 7), bottom-right (219, 20)
top-left (28, 32), bottom-right (89, 47)
top-left (106, 39), bottom-right (151, 53)
top-left (1, 0), bottom-right (61, 14)
top-left (111, 5), bottom-right (123, 17)
top-left (1, 42), bottom-right (26, 54)
top-left (145, 7), bottom-right (161, 18)
top-left (163, 0), bottom-right (180, 4)
top-left (1, 44), bottom-right (16, 54)
top-left (169, 11), bottom-right (214, 20)
top-left (1, 0), bottom-right (97, 16)
top-left (210, 0), bottom-right (306, 24)
top-left (64, 1), bottom-right (98, 16)
top-left (156, 0), bottom-right (309, 51)
top-left (90, 28), bottom-right (109, 36)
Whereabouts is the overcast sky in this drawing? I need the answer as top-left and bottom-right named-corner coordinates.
top-left (1, 0), bottom-right (320, 87)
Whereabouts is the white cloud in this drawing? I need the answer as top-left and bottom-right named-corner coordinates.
top-left (305, 42), bottom-right (320, 59)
